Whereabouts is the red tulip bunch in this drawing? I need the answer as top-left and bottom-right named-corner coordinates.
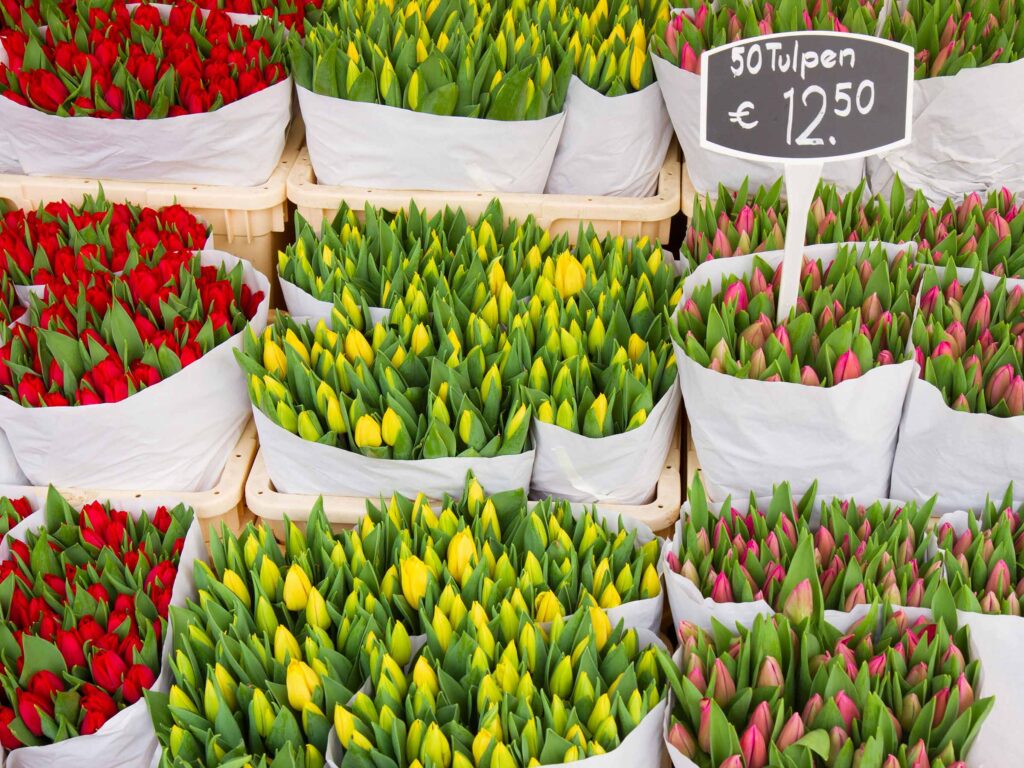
top-left (0, 489), bottom-right (193, 749)
top-left (670, 244), bottom-right (919, 386)
top-left (187, 0), bottom-right (324, 33)
top-left (911, 269), bottom-right (1024, 416)
top-left (0, 0), bottom-right (288, 119)
top-left (0, 193), bottom-right (209, 290)
top-left (0, 495), bottom-right (29, 535)
top-left (0, 0), bottom-right (74, 30)
top-left (0, 252), bottom-right (264, 406)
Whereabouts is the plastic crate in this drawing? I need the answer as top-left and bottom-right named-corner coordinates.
top-left (286, 143), bottom-right (683, 245)
top-left (0, 121), bottom-right (305, 303)
top-left (245, 424), bottom-right (683, 539)
top-left (0, 420), bottom-right (258, 541)
top-left (682, 162), bottom-right (697, 219)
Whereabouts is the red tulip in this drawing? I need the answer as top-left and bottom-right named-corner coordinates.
top-left (90, 649), bottom-right (128, 693)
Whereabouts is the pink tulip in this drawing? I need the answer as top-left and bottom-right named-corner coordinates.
top-left (931, 687), bottom-right (949, 727)
top-left (736, 205), bottom-right (754, 236)
top-left (956, 674), bottom-right (974, 714)
top-left (776, 713), bottom-right (805, 750)
top-left (1007, 376), bottom-right (1024, 415)
top-left (680, 42), bottom-right (699, 74)
top-left (834, 692), bottom-right (859, 731)
top-left (844, 583), bottom-right (867, 611)
top-left (876, 350), bottom-right (895, 366)
top-left (666, 551), bottom-right (681, 573)
top-left (667, 722), bottom-right (697, 757)
top-left (868, 654), bottom-right (887, 678)
top-left (800, 366), bottom-right (820, 386)
top-left (986, 364), bottom-right (1014, 406)
top-left (931, 341), bottom-right (954, 359)
top-left (698, 699), bottom-right (712, 752)
top-left (833, 350), bottom-right (862, 383)
top-left (718, 757), bottom-right (744, 768)
top-left (756, 656), bottom-right (783, 688)
top-left (740, 724), bottom-right (768, 768)
top-left (749, 701), bottom-right (773, 742)
top-left (712, 659), bottom-right (736, 705)
top-left (968, 293), bottom-right (992, 334)
top-left (986, 560), bottom-right (1011, 598)
top-left (920, 285), bottom-right (941, 316)
top-left (782, 579), bottom-right (813, 624)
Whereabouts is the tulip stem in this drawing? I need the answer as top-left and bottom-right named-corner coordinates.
top-left (778, 161), bottom-right (824, 323)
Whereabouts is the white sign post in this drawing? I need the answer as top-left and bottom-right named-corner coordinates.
top-left (699, 31), bottom-right (914, 321)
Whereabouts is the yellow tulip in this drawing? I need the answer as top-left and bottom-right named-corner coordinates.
top-left (401, 555), bottom-right (429, 608)
top-left (354, 415), bottom-right (383, 448)
top-left (446, 529), bottom-right (477, 584)
top-left (263, 339), bottom-right (287, 376)
top-left (283, 564), bottom-right (312, 610)
top-left (286, 659), bottom-right (321, 710)
top-left (381, 407), bottom-right (403, 446)
top-left (222, 569), bottom-right (251, 607)
top-left (554, 251), bottom-right (586, 299)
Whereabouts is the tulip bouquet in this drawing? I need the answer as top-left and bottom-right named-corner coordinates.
top-left (671, 244), bottom-right (918, 386)
top-left (2, 252), bottom-right (264, 406)
top-left (673, 243), bottom-right (920, 500)
top-left (0, 193), bottom-right (210, 292)
top-left (652, 0), bottom-right (884, 75)
top-left (935, 486), bottom-right (1024, 616)
top-left (882, 0), bottom-right (1024, 78)
top-left (356, 472), bottom-right (663, 631)
top-left (663, 605), bottom-right (994, 768)
top-left (147, 504), bottom-right (404, 767)
top-left (332, 601), bottom-right (670, 768)
top-left (290, 0), bottom-right (569, 121)
top-left (0, 1), bottom-right (288, 118)
top-left (0, 0), bottom-right (73, 30)
top-left (0, 488), bottom-right (196, 752)
top-left (237, 303), bottom-right (535, 497)
top-left (665, 478), bottom-right (944, 631)
top-left (909, 268), bottom-right (1023, 416)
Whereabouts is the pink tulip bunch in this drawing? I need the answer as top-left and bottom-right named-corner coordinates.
top-left (653, 0), bottom-right (883, 74)
top-left (668, 477), bottom-right (943, 614)
top-left (937, 485), bottom-right (1024, 615)
top-left (671, 244), bottom-right (919, 386)
top-left (663, 605), bottom-right (993, 768)
top-left (683, 178), bottom-right (1024, 278)
top-left (911, 269), bottom-right (1024, 415)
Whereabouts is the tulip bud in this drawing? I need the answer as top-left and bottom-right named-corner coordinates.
top-left (776, 713), bottom-right (805, 750)
top-left (782, 579), bottom-right (814, 624)
top-left (283, 565), bottom-right (312, 611)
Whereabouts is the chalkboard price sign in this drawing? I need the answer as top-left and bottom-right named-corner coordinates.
top-left (700, 31), bottom-right (914, 163)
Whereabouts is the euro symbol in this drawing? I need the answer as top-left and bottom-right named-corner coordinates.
top-left (728, 101), bottom-right (758, 130)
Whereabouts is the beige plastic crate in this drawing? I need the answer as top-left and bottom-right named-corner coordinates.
top-left (287, 144), bottom-right (682, 244)
top-left (246, 425), bottom-right (683, 539)
top-left (0, 121), bottom-right (305, 303)
top-left (682, 162), bottom-right (697, 219)
top-left (2, 420), bottom-right (258, 541)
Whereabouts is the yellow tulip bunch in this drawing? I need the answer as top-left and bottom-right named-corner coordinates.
top-left (149, 506), bottom-right (413, 768)
top-left (360, 472), bottom-right (663, 629)
top-left (561, 0), bottom-right (670, 95)
top-left (236, 296), bottom-right (532, 460)
top-left (334, 599), bottom-right (671, 767)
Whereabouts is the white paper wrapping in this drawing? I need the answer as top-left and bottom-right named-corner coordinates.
top-left (0, 495), bottom-right (205, 768)
top-left (529, 384), bottom-right (680, 504)
top-left (0, 431), bottom-right (28, 485)
top-left (891, 267), bottom-right (1024, 514)
top-left (544, 78), bottom-right (673, 197)
top-left (254, 408), bottom-right (535, 499)
top-left (0, 7), bottom-right (292, 186)
top-left (651, 54), bottom-right (864, 197)
top-left (297, 85), bottom-right (565, 192)
top-left (278, 277), bottom-right (389, 325)
top-left (325, 629), bottom-right (667, 768)
top-left (868, 61), bottom-right (1024, 205)
top-left (0, 250), bottom-right (270, 492)
top-left (676, 243), bottom-right (916, 501)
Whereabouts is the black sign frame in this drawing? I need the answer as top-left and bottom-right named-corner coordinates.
top-left (699, 31), bottom-right (914, 164)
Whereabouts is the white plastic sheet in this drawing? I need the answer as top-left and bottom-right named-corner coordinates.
top-left (868, 61), bottom-right (1024, 206)
top-left (0, 495), bottom-right (205, 768)
top-left (891, 268), bottom-right (1024, 514)
top-left (675, 244), bottom-right (916, 501)
top-left (0, 251), bottom-right (270, 492)
top-left (544, 78), bottom-right (673, 197)
top-left (325, 630), bottom-right (667, 768)
top-left (254, 408), bottom-right (535, 500)
top-left (529, 384), bottom-right (680, 504)
top-left (278, 277), bottom-right (389, 325)
top-left (651, 54), bottom-right (865, 197)
top-left (0, 5), bottom-right (292, 186)
top-left (297, 85), bottom-right (565, 192)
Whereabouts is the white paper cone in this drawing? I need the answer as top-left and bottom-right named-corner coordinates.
top-left (0, 251), bottom-right (270, 492)
top-left (297, 85), bottom-right (565, 192)
top-left (0, 496), bottom-right (205, 768)
top-left (544, 78), bottom-right (673, 197)
top-left (868, 61), bottom-right (1024, 206)
top-left (891, 268), bottom-right (1024, 514)
top-left (253, 408), bottom-right (534, 499)
top-left (278, 277), bottom-right (389, 325)
top-left (676, 243), bottom-right (916, 501)
top-left (651, 54), bottom-right (864, 196)
top-left (0, 431), bottom-right (27, 485)
top-left (0, 5), bottom-right (291, 186)
top-left (529, 384), bottom-right (680, 504)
